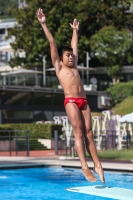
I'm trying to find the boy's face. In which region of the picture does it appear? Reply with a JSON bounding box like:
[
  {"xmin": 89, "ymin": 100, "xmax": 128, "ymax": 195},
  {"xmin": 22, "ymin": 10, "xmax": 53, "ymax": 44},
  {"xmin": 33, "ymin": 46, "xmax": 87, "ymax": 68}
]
[{"xmin": 61, "ymin": 51, "xmax": 74, "ymax": 67}]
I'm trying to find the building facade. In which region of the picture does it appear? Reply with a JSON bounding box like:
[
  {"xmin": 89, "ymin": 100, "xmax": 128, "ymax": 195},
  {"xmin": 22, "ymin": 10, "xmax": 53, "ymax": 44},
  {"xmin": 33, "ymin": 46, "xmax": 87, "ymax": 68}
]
[{"xmin": 0, "ymin": 85, "xmax": 109, "ymax": 124}]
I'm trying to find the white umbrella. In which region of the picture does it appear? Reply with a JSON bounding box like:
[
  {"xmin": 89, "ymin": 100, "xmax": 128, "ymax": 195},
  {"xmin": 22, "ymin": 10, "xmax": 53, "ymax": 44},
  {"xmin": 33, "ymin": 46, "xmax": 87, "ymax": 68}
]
[
  {"xmin": 46, "ymin": 66, "xmax": 95, "ymax": 71},
  {"xmin": 118, "ymin": 113, "xmax": 133, "ymax": 123},
  {"xmin": 0, "ymin": 45, "xmax": 25, "ymax": 54},
  {"xmin": 0, "ymin": 45, "xmax": 14, "ymax": 52},
  {"xmin": 1, "ymin": 69, "xmax": 43, "ymax": 76}
]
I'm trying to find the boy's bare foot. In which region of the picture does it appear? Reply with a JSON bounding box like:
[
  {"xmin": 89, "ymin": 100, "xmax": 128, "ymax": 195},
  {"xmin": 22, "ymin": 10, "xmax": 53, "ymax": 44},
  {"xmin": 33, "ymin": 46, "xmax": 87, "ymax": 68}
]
[
  {"xmin": 82, "ymin": 167, "xmax": 97, "ymax": 182},
  {"xmin": 93, "ymin": 165, "xmax": 105, "ymax": 183}
]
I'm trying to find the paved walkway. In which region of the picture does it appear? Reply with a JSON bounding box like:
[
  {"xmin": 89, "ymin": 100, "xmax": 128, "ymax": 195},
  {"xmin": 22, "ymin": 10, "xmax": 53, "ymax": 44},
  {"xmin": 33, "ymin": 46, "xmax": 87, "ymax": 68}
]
[
  {"xmin": 0, "ymin": 150, "xmax": 59, "ymax": 157},
  {"xmin": 0, "ymin": 154, "xmax": 133, "ymax": 173}
]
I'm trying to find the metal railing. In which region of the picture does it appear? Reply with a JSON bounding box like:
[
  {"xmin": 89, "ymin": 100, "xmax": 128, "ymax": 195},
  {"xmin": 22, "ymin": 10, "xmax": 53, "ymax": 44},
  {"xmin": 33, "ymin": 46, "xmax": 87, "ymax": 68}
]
[
  {"xmin": 0, "ymin": 18, "xmax": 16, "ymax": 23},
  {"xmin": 0, "ymin": 130, "xmax": 30, "ymax": 156},
  {"xmin": 52, "ymin": 132, "xmax": 75, "ymax": 157},
  {"xmin": 1, "ymin": 130, "xmax": 132, "ymax": 157},
  {"xmin": 93, "ymin": 130, "xmax": 133, "ymax": 150},
  {"xmin": 58, "ymin": 131, "xmax": 133, "ymax": 157}
]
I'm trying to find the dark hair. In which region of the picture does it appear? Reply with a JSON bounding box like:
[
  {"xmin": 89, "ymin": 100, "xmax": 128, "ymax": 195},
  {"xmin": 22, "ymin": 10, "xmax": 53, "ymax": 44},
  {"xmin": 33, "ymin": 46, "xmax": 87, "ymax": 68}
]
[{"xmin": 58, "ymin": 45, "xmax": 73, "ymax": 57}]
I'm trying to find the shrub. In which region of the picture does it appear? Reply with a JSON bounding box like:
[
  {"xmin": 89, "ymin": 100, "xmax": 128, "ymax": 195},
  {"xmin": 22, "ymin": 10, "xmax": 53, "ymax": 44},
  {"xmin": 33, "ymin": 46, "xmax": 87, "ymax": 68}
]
[
  {"xmin": 106, "ymin": 81, "xmax": 133, "ymax": 106},
  {"xmin": 0, "ymin": 123, "xmax": 63, "ymax": 139}
]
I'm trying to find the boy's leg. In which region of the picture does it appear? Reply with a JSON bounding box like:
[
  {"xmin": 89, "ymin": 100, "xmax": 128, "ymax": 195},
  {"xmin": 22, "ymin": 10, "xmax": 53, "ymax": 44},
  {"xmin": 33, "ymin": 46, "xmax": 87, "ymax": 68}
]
[
  {"xmin": 65, "ymin": 103, "xmax": 96, "ymax": 182},
  {"xmin": 81, "ymin": 104, "xmax": 105, "ymax": 183}
]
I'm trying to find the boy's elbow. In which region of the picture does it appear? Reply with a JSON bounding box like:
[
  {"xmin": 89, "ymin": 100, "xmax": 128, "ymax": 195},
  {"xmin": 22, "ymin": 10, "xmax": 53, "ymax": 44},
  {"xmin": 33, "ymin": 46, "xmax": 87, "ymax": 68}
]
[{"xmin": 49, "ymin": 39, "xmax": 55, "ymax": 45}]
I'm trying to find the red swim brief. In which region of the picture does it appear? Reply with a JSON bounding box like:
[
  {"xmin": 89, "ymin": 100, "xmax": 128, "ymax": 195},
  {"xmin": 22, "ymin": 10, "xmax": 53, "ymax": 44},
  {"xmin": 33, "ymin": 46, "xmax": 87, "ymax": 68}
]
[{"xmin": 64, "ymin": 97, "xmax": 88, "ymax": 110}]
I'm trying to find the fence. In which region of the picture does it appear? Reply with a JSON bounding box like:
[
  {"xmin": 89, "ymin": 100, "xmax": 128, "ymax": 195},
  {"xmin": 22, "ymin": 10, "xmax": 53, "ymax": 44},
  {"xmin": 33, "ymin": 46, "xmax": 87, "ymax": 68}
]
[
  {"xmin": 93, "ymin": 130, "xmax": 133, "ymax": 150},
  {"xmin": 58, "ymin": 130, "xmax": 133, "ymax": 157},
  {"xmin": 0, "ymin": 130, "xmax": 132, "ymax": 157},
  {"xmin": 56, "ymin": 135, "xmax": 75, "ymax": 157},
  {"xmin": 0, "ymin": 130, "xmax": 30, "ymax": 156}
]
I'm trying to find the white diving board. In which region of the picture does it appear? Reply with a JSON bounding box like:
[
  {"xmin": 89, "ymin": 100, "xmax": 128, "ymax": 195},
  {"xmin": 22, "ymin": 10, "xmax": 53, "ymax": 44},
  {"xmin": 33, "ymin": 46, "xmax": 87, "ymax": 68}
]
[{"xmin": 66, "ymin": 185, "xmax": 133, "ymax": 200}]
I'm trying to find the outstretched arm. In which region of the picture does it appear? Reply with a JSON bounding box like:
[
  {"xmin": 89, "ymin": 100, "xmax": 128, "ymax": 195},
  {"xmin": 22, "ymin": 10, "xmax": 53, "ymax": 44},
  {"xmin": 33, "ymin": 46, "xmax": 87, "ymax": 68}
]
[
  {"xmin": 70, "ymin": 19, "xmax": 79, "ymax": 68},
  {"xmin": 36, "ymin": 8, "xmax": 61, "ymax": 73}
]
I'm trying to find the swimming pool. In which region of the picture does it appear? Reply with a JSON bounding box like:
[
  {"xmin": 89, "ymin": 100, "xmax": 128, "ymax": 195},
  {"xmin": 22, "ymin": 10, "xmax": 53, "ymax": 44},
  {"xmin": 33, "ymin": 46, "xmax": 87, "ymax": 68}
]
[{"xmin": 0, "ymin": 167, "xmax": 133, "ymax": 200}]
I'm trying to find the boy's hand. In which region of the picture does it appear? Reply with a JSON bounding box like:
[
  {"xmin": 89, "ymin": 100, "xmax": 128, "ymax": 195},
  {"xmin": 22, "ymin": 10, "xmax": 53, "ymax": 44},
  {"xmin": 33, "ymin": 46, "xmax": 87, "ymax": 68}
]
[
  {"xmin": 36, "ymin": 8, "xmax": 46, "ymax": 24},
  {"xmin": 70, "ymin": 19, "xmax": 79, "ymax": 31}
]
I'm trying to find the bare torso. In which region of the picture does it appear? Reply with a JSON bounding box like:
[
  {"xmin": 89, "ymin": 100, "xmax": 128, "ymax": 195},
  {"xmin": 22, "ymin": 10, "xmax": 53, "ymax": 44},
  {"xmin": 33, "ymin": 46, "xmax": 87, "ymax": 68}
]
[{"xmin": 57, "ymin": 63, "xmax": 86, "ymax": 98}]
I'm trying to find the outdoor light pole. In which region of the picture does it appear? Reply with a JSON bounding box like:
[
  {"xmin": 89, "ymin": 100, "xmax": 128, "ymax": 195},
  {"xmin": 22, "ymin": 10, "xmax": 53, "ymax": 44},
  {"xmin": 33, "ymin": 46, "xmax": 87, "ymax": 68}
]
[
  {"xmin": 86, "ymin": 52, "xmax": 90, "ymax": 85},
  {"xmin": 0, "ymin": 97, "xmax": 2, "ymax": 124},
  {"xmin": 43, "ymin": 56, "xmax": 46, "ymax": 86}
]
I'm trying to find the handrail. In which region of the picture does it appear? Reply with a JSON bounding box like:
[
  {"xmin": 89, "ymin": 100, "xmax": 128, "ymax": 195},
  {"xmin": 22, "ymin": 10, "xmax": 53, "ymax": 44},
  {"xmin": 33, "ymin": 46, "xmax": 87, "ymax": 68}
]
[{"xmin": 0, "ymin": 18, "xmax": 16, "ymax": 23}]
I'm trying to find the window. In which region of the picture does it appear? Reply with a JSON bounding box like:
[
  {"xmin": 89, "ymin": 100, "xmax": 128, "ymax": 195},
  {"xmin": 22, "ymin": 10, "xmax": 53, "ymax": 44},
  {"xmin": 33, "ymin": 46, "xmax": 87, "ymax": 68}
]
[
  {"xmin": 0, "ymin": 29, "xmax": 5, "ymax": 34},
  {"xmin": 2, "ymin": 110, "xmax": 33, "ymax": 119},
  {"xmin": 34, "ymin": 93, "xmax": 53, "ymax": 106},
  {"xmin": 2, "ymin": 91, "xmax": 32, "ymax": 105}
]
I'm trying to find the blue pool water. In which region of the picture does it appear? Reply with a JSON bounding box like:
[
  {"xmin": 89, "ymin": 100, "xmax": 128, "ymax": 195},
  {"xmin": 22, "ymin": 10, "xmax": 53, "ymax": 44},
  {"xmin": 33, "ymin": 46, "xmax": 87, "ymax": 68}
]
[{"xmin": 0, "ymin": 167, "xmax": 133, "ymax": 200}]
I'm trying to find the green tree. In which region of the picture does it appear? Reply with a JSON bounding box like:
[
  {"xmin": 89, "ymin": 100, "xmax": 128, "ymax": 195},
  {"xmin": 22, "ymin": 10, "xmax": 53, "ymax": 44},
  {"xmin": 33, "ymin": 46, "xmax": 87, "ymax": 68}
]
[
  {"xmin": 90, "ymin": 26, "xmax": 133, "ymax": 83},
  {"xmin": 7, "ymin": 0, "xmax": 133, "ymax": 69},
  {"xmin": 0, "ymin": 0, "xmax": 17, "ymax": 18}
]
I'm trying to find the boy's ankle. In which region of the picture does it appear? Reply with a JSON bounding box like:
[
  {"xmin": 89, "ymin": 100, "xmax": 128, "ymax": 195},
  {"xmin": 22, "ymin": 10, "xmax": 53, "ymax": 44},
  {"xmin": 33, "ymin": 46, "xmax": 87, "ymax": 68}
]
[
  {"xmin": 82, "ymin": 164, "xmax": 88, "ymax": 170},
  {"xmin": 94, "ymin": 163, "xmax": 102, "ymax": 168}
]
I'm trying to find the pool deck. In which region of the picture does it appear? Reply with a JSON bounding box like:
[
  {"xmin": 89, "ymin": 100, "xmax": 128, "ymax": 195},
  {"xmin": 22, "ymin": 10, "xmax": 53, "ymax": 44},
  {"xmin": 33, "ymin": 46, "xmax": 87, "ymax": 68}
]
[{"xmin": 0, "ymin": 155, "xmax": 133, "ymax": 173}]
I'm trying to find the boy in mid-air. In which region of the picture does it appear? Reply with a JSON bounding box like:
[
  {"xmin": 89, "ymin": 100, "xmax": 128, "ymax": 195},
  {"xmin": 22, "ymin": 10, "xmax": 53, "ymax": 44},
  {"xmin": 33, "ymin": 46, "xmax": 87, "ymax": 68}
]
[{"xmin": 36, "ymin": 8, "xmax": 105, "ymax": 183}]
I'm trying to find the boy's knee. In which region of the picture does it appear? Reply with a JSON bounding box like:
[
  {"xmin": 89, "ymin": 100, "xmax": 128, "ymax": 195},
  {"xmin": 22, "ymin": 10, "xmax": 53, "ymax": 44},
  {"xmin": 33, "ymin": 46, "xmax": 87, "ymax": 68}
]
[
  {"xmin": 86, "ymin": 129, "xmax": 93, "ymax": 138},
  {"xmin": 73, "ymin": 127, "xmax": 83, "ymax": 138}
]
